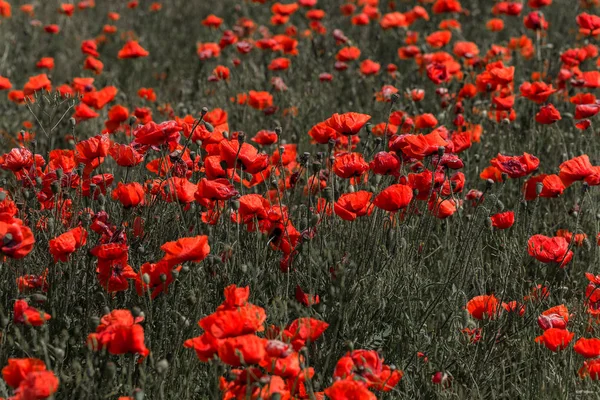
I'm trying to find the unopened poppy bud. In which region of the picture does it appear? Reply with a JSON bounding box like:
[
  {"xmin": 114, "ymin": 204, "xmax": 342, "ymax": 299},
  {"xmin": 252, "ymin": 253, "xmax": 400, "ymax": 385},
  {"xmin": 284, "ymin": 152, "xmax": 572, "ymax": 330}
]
[
  {"xmin": 156, "ymin": 359, "xmax": 169, "ymax": 374},
  {"xmin": 0, "ymin": 317, "xmax": 8, "ymax": 329},
  {"xmin": 323, "ymin": 186, "xmax": 334, "ymax": 201},
  {"xmin": 497, "ymin": 200, "xmax": 504, "ymax": 211},
  {"xmin": 50, "ymin": 181, "xmax": 60, "ymax": 194},
  {"xmin": 271, "ymin": 394, "xmax": 281, "ymax": 400},
  {"xmin": 70, "ymin": 117, "xmax": 76, "ymax": 126},
  {"xmin": 97, "ymin": 194, "xmax": 105, "ymax": 205},
  {"xmin": 55, "ymin": 348, "xmax": 65, "ymax": 360},
  {"xmin": 35, "ymin": 176, "xmax": 43, "ymax": 185},
  {"xmin": 181, "ymin": 265, "xmax": 190, "ymax": 273},
  {"xmin": 56, "ymin": 168, "xmax": 63, "ymax": 179},
  {"xmin": 223, "ymin": 131, "xmax": 229, "ymax": 139},
  {"xmin": 203, "ymin": 121, "xmax": 214, "ymax": 132},
  {"xmin": 171, "ymin": 269, "xmax": 179, "ymax": 279},
  {"xmin": 328, "ymin": 139, "xmax": 336, "ymax": 150},
  {"xmin": 365, "ymin": 122, "xmax": 373, "ymax": 134},
  {"xmin": 270, "ymin": 179, "xmax": 278, "ymax": 188},
  {"xmin": 0, "ymin": 192, "xmax": 6, "ymax": 202},
  {"xmin": 348, "ymin": 185, "xmax": 355, "ymax": 193},
  {"xmin": 142, "ymin": 273, "xmax": 151, "ymax": 285},
  {"xmin": 159, "ymin": 273, "xmax": 167, "ymax": 283},
  {"xmin": 201, "ymin": 107, "xmax": 208, "ymax": 116},
  {"xmin": 238, "ymin": 131, "xmax": 246, "ymax": 143},
  {"xmin": 536, "ymin": 182, "xmax": 544, "ymax": 195},
  {"xmin": 486, "ymin": 179, "xmax": 494, "ymax": 189},
  {"xmin": 189, "ymin": 151, "xmax": 196, "ymax": 162},
  {"xmin": 133, "ymin": 389, "xmax": 144, "ymax": 400},
  {"xmin": 23, "ymin": 189, "xmax": 32, "ymax": 200},
  {"xmin": 274, "ymin": 126, "xmax": 282, "ymax": 136},
  {"xmin": 104, "ymin": 362, "xmax": 117, "ymax": 378},
  {"xmin": 31, "ymin": 294, "xmax": 47, "ymax": 303},
  {"xmin": 582, "ymin": 182, "xmax": 590, "ymax": 194}
]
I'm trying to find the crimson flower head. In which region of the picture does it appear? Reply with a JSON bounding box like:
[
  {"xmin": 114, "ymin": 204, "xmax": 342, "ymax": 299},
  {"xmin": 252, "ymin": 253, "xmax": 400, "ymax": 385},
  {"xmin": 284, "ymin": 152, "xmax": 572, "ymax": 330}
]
[
  {"xmin": 373, "ymin": 184, "xmax": 413, "ymax": 212},
  {"xmin": 466, "ymin": 294, "xmax": 500, "ymax": 320},
  {"xmin": 159, "ymin": 235, "xmax": 210, "ymax": 266},
  {"xmin": 490, "ymin": 152, "xmax": 539, "ymax": 179},
  {"xmin": 535, "ymin": 328, "xmax": 574, "ymax": 352},
  {"xmin": 13, "ymin": 299, "xmax": 51, "ymax": 326},
  {"xmin": 87, "ymin": 309, "xmax": 149, "ymax": 358},
  {"xmin": 334, "ymin": 191, "xmax": 374, "ymax": 221},
  {"xmin": 490, "ymin": 211, "xmax": 515, "ymax": 230},
  {"xmin": 535, "ymin": 104, "xmax": 561, "ymax": 124},
  {"xmin": 332, "ymin": 152, "xmax": 369, "ymax": 179},
  {"xmin": 527, "ymin": 234, "xmax": 573, "ymax": 268},
  {"xmin": 132, "ymin": 120, "xmax": 182, "ymax": 150},
  {"xmin": 49, "ymin": 226, "xmax": 87, "ymax": 262},
  {"xmin": 118, "ymin": 40, "xmax": 149, "ymax": 59}
]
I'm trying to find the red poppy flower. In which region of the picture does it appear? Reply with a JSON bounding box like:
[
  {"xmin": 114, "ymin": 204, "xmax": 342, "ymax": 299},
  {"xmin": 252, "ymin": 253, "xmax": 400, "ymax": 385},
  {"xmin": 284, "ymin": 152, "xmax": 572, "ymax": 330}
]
[
  {"xmin": 2, "ymin": 358, "xmax": 48, "ymax": 389},
  {"xmin": 13, "ymin": 299, "xmax": 51, "ymax": 326},
  {"xmin": 396, "ymin": 129, "xmax": 449, "ymax": 159},
  {"xmin": 282, "ymin": 317, "xmax": 329, "ymax": 351},
  {"xmin": 160, "ymin": 235, "xmax": 210, "ymax": 266},
  {"xmin": 334, "ymin": 191, "xmax": 373, "ymax": 221},
  {"xmin": 535, "ymin": 328, "xmax": 574, "ymax": 352},
  {"xmin": 111, "ymin": 182, "xmax": 145, "ymax": 208},
  {"xmin": 333, "ymin": 152, "xmax": 369, "ymax": 179},
  {"xmin": 523, "ymin": 174, "xmax": 565, "ymax": 201},
  {"xmin": 135, "ymin": 260, "xmax": 181, "ymax": 299},
  {"xmin": 336, "ymin": 46, "xmax": 361, "ymax": 62},
  {"xmin": 87, "ymin": 309, "xmax": 149, "ymax": 357},
  {"xmin": 466, "ymin": 294, "xmax": 500, "ymax": 320},
  {"xmin": 369, "ymin": 151, "xmax": 401, "ymax": 176},
  {"xmin": 219, "ymin": 140, "xmax": 269, "ymax": 174},
  {"xmin": 23, "ymin": 74, "xmax": 51, "ymax": 96},
  {"xmin": 118, "ymin": 40, "xmax": 149, "ymax": 58},
  {"xmin": 49, "ymin": 226, "xmax": 87, "ymax": 262},
  {"xmin": 527, "ymin": 234, "xmax": 573, "ymax": 267},
  {"xmin": 325, "ymin": 380, "xmax": 376, "ymax": 400},
  {"xmin": 195, "ymin": 178, "xmax": 239, "ymax": 201},
  {"xmin": 0, "ymin": 215, "xmax": 35, "ymax": 259},
  {"xmin": 580, "ymin": 359, "xmax": 600, "ymax": 380},
  {"xmin": 490, "ymin": 153, "xmax": 539, "ymax": 179},
  {"xmin": 577, "ymin": 13, "xmax": 600, "ymax": 36},
  {"xmin": 373, "ymin": 184, "xmax": 413, "ymax": 212},
  {"xmin": 252, "ymin": 130, "xmax": 278, "ymax": 146},
  {"xmin": 537, "ymin": 305, "xmax": 569, "ymax": 330},
  {"xmin": 490, "ymin": 211, "xmax": 515, "ymax": 229},
  {"xmin": 535, "ymin": 104, "xmax": 561, "ymax": 124},
  {"xmin": 574, "ymin": 338, "xmax": 600, "ymax": 358},
  {"xmin": 247, "ymin": 91, "xmax": 273, "ymax": 110},
  {"xmin": 559, "ymin": 155, "xmax": 595, "ymax": 187},
  {"xmin": 132, "ymin": 120, "xmax": 181, "ymax": 150},
  {"xmin": 519, "ymin": 81, "xmax": 557, "ymax": 104},
  {"xmin": 218, "ymin": 334, "xmax": 267, "ymax": 367},
  {"xmin": 92, "ymin": 243, "xmax": 137, "ymax": 293},
  {"xmin": 109, "ymin": 143, "xmax": 143, "ymax": 167}
]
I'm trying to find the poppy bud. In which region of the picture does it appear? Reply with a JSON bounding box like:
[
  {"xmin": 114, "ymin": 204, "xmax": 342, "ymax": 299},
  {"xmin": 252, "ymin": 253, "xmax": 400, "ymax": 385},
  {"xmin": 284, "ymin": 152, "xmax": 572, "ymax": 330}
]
[
  {"xmin": 536, "ymin": 182, "xmax": 544, "ymax": 195},
  {"xmin": 323, "ymin": 187, "xmax": 334, "ymax": 201},
  {"xmin": 486, "ymin": 179, "xmax": 494, "ymax": 189},
  {"xmin": 156, "ymin": 359, "xmax": 169, "ymax": 374},
  {"xmin": 0, "ymin": 317, "xmax": 8, "ymax": 329},
  {"xmin": 238, "ymin": 131, "xmax": 246, "ymax": 143},
  {"xmin": 159, "ymin": 273, "xmax": 167, "ymax": 282},
  {"xmin": 31, "ymin": 294, "xmax": 47, "ymax": 303},
  {"xmin": 365, "ymin": 122, "xmax": 373, "ymax": 134},
  {"xmin": 390, "ymin": 93, "xmax": 400, "ymax": 103},
  {"xmin": 142, "ymin": 273, "xmax": 151, "ymax": 284},
  {"xmin": 582, "ymin": 182, "xmax": 590, "ymax": 194},
  {"xmin": 133, "ymin": 389, "xmax": 144, "ymax": 400},
  {"xmin": 104, "ymin": 362, "xmax": 117, "ymax": 379},
  {"xmin": 275, "ymin": 126, "xmax": 282, "ymax": 136},
  {"xmin": 23, "ymin": 189, "xmax": 32, "ymax": 200},
  {"xmin": 201, "ymin": 107, "xmax": 208, "ymax": 116},
  {"xmin": 55, "ymin": 348, "xmax": 65, "ymax": 360},
  {"xmin": 70, "ymin": 117, "xmax": 76, "ymax": 126},
  {"xmin": 437, "ymin": 146, "xmax": 445, "ymax": 156},
  {"xmin": 0, "ymin": 191, "xmax": 5, "ymax": 201},
  {"xmin": 171, "ymin": 269, "xmax": 179, "ymax": 279},
  {"xmin": 203, "ymin": 121, "xmax": 214, "ymax": 132},
  {"xmin": 97, "ymin": 194, "xmax": 105, "ymax": 206},
  {"xmin": 50, "ymin": 181, "xmax": 60, "ymax": 194},
  {"xmin": 223, "ymin": 131, "xmax": 229, "ymax": 139}
]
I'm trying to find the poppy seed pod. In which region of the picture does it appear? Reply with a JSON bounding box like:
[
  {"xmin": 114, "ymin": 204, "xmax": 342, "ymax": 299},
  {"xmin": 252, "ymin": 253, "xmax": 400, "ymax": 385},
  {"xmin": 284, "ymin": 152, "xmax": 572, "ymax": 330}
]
[
  {"xmin": 275, "ymin": 126, "xmax": 282, "ymax": 136},
  {"xmin": 201, "ymin": 107, "xmax": 208, "ymax": 116},
  {"xmin": 238, "ymin": 131, "xmax": 246, "ymax": 143},
  {"xmin": 536, "ymin": 182, "xmax": 544, "ymax": 195}
]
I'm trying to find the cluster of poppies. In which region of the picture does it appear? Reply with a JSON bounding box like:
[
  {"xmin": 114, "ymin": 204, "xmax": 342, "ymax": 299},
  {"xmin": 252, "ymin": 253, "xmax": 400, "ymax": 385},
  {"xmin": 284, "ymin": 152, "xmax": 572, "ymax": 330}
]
[{"xmin": 184, "ymin": 285, "xmax": 401, "ymax": 399}]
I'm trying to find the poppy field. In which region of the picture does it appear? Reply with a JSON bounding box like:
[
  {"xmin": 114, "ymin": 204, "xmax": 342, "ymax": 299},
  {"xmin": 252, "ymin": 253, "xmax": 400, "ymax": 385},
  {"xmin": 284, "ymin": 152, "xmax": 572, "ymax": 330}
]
[{"xmin": 1, "ymin": 0, "xmax": 600, "ymax": 398}]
